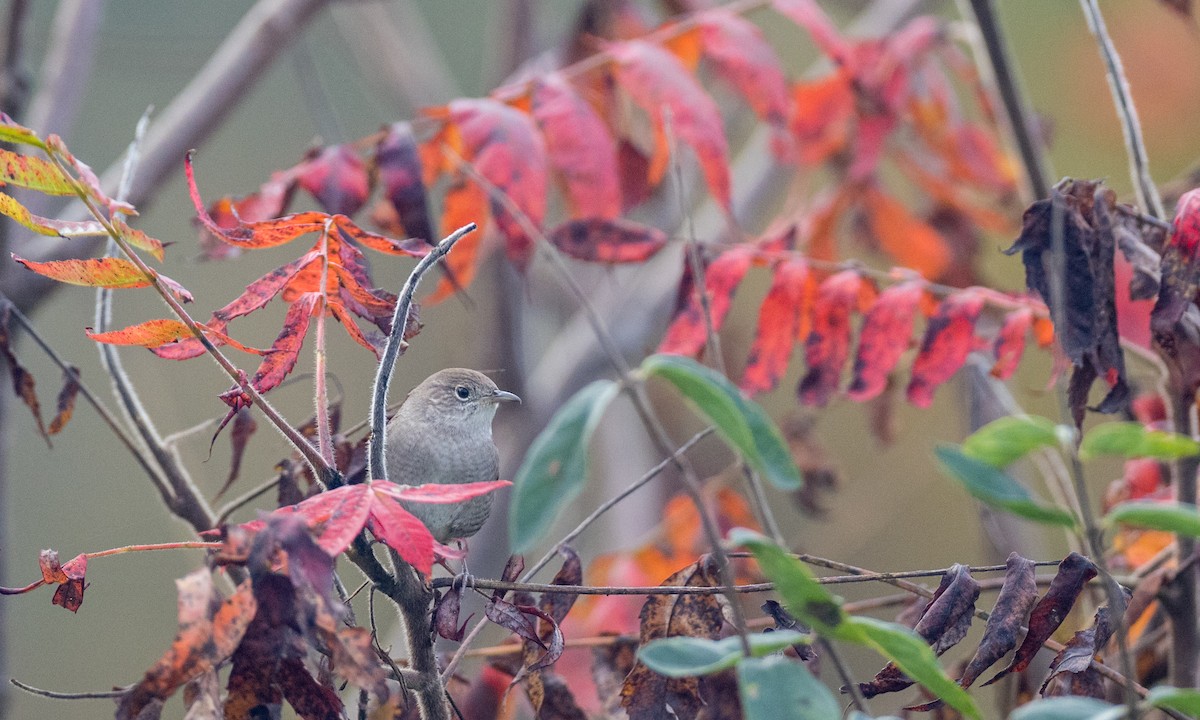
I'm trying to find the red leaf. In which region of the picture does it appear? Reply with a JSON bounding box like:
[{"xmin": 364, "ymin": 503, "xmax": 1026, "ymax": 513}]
[
  {"xmin": 448, "ymin": 98, "xmax": 548, "ymax": 270},
  {"xmin": 906, "ymin": 289, "xmax": 985, "ymax": 408},
  {"xmin": 45, "ymin": 136, "xmax": 134, "ymax": 216},
  {"xmin": 245, "ymin": 292, "xmax": 319, "ymax": 396},
  {"xmin": 367, "ymin": 489, "xmax": 436, "ymax": 576},
  {"xmin": 861, "ymin": 187, "xmax": 951, "ymax": 280},
  {"xmin": 658, "ymin": 247, "xmax": 755, "ymax": 357},
  {"xmin": 338, "ymin": 216, "xmax": 429, "ymax": 257},
  {"xmin": 531, "ymin": 73, "xmax": 621, "ymax": 219},
  {"xmin": 379, "ymin": 480, "xmax": 512, "ymax": 504},
  {"xmin": 798, "ymin": 270, "xmax": 869, "ymax": 407},
  {"xmin": 296, "ymin": 144, "xmax": 370, "ymax": 217},
  {"xmin": 991, "ymin": 307, "xmax": 1034, "ymax": 380},
  {"xmin": 694, "ymin": 9, "xmax": 790, "ymax": 154},
  {"xmin": 741, "ymin": 258, "xmax": 811, "ymax": 394},
  {"xmin": 848, "ymin": 281, "xmax": 927, "ymax": 401},
  {"xmin": 85, "ymin": 319, "xmax": 192, "ymax": 348},
  {"xmin": 427, "ymin": 176, "xmax": 489, "ymax": 303},
  {"xmin": 548, "ymin": 218, "xmax": 667, "ymax": 263},
  {"xmin": 12, "ymin": 255, "xmax": 150, "ymax": 289},
  {"xmin": 375, "ymin": 122, "xmax": 433, "ymax": 242},
  {"xmin": 789, "ymin": 73, "xmax": 854, "ymax": 165},
  {"xmin": 610, "ymin": 40, "xmax": 731, "ymax": 212},
  {"xmin": 51, "ymin": 554, "xmax": 87, "ymax": 612}
]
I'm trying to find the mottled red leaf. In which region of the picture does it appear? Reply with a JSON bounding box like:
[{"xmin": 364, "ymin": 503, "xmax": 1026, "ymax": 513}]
[
  {"xmin": 113, "ymin": 217, "xmax": 166, "ymax": 262},
  {"xmin": 906, "ymin": 289, "xmax": 985, "ymax": 408},
  {"xmin": 862, "ymin": 187, "xmax": 951, "ymax": 280},
  {"xmin": 337, "ymin": 216, "xmax": 429, "ymax": 257},
  {"xmin": 85, "ymin": 318, "xmax": 193, "ymax": 348},
  {"xmin": 848, "ymin": 281, "xmax": 927, "ymax": 401},
  {"xmin": 47, "ymin": 366, "xmax": 80, "ymax": 435},
  {"xmin": 610, "ymin": 40, "xmax": 731, "ymax": 212},
  {"xmin": 241, "ymin": 292, "xmax": 319, "ymax": 397},
  {"xmin": 799, "ymin": 269, "xmax": 869, "ymax": 407},
  {"xmin": 375, "ymin": 122, "xmax": 433, "ymax": 242},
  {"xmin": 984, "ymin": 552, "xmax": 1097, "ymax": 685},
  {"xmin": 991, "ymin": 307, "xmax": 1034, "ymax": 380},
  {"xmin": 12, "ymin": 255, "xmax": 148, "ymax": 289},
  {"xmin": 531, "ymin": 73, "xmax": 621, "ymax": 219},
  {"xmin": 548, "ymin": 218, "xmax": 667, "ymax": 263},
  {"xmin": 741, "ymin": 258, "xmax": 811, "ymax": 394},
  {"xmin": 296, "ymin": 144, "xmax": 370, "ymax": 216},
  {"xmin": 658, "ymin": 246, "xmax": 755, "ymax": 357}
]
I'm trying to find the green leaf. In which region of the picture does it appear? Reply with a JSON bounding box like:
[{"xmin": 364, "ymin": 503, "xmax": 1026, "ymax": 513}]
[
  {"xmin": 737, "ymin": 657, "xmax": 841, "ymax": 720},
  {"xmin": 642, "ymin": 354, "xmax": 801, "ymax": 490},
  {"xmin": 638, "ymin": 631, "xmax": 809, "ymax": 678},
  {"xmin": 846, "ymin": 616, "xmax": 981, "ymax": 720},
  {"xmin": 509, "ymin": 380, "xmax": 618, "ymax": 552},
  {"xmin": 936, "ymin": 445, "xmax": 1076, "ymax": 528},
  {"xmin": 960, "ymin": 415, "xmax": 1061, "ymax": 467},
  {"xmin": 0, "ymin": 115, "xmax": 47, "ymax": 149},
  {"xmin": 1147, "ymin": 685, "xmax": 1200, "ymax": 714},
  {"xmin": 728, "ymin": 528, "xmax": 851, "ymax": 639},
  {"xmin": 1104, "ymin": 501, "xmax": 1200, "ymax": 537},
  {"xmin": 1079, "ymin": 422, "xmax": 1200, "ymax": 461},
  {"xmin": 1009, "ymin": 697, "xmax": 1122, "ymax": 720}
]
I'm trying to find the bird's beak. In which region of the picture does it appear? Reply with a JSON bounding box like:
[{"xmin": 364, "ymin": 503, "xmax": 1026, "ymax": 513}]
[{"xmin": 489, "ymin": 389, "xmax": 521, "ymax": 404}]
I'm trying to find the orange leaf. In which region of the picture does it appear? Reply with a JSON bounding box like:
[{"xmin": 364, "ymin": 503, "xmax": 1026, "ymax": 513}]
[
  {"xmin": 862, "ymin": 187, "xmax": 951, "ymax": 281},
  {"xmin": 799, "ymin": 269, "xmax": 866, "ymax": 407},
  {"xmin": 906, "ymin": 289, "xmax": 985, "ymax": 407},
  {"xmin": 789, "ymin": 72, "xmax": 854, "ymax": 165},
  {"xmin": 741, "ymin": 258, "xmax": 811, "ymax": 394},
  {"xmin": 531, "ymin": 73, "xmax": 622, "ymax": 220},
  {"xmin": 548, "ymin": 218, "xmax": 667, "ymax": 263},
  {"xmin": 86, "ymin": 319, "xmax": 192, "ymax": 348},
  {"xmin": 12, "ymin": 255, "xmax": 150, "ymax": 289},
  {"xmin": 658, "ymin": 246, "xmax": 755, "ymax": 357},
  {"xmin": 427, "ymin": 176, "xmax": 489, "ymax": 303},
  {"xmin": 245, "ymin": 292, "xmax": 320, "ymax": 396},
  {"xmin": 610, "ymin": 40, "xmax": 731, "ymax": 212},
  {"xmin": 990, "ymin": 307, "xmax": 1033, "ymax": 380},
  {"xmin": 848, "ymin": 281, "xmax": 927, "ymax": 401},
  {"xmin": 47, "ymin": 366, "xmax": 80, "ymax": 435}
]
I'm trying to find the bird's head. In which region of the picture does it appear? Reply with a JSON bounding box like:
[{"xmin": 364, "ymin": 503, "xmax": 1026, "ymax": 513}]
[{"xmin": 403, "ymin": 368, "xmax": 520, "ymax": 431}]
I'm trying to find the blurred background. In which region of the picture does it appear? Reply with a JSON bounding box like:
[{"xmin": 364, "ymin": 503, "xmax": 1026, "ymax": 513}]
[{"xmin": 2, "ymin": 0, "xmax": 1200, "ymax": 717}]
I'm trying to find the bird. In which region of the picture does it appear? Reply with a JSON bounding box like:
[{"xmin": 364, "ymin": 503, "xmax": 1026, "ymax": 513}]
[{"xmin": 385, "ymin": 368, "xmax": 520, "ymax": 545}]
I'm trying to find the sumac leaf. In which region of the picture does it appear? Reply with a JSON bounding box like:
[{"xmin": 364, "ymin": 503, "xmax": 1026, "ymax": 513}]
[
  {"xmin": 799, "ymin": 269, "xmax": 868, "ymax": 407},
  {"xmin": 741, "ymin": 258, "xmax": 812, "ymax": 395},
  {"xmin": 906, "ymin": 289, "xmax": 985, "ymax": 408},
  {"xmin": 548, "ymin": 218, "xmax": 667, "ymax": 263},
  {"xmin": 531, "ymin": 73, "xmax": 621, "ymax": 219},
  {"xmin": 847, "ymin": 280, "xmax": 925, "ymax": 401},
  {"xmin": 659, "ymin": 246, "xmax": 755, "ymax": 357},
  {"xmin": 991, "ymin": 307, "xmax": 1034, "ymax": 380},
  {"xmin": 375, "ymin": 121, "xmax": 432, "ymax": 242}
]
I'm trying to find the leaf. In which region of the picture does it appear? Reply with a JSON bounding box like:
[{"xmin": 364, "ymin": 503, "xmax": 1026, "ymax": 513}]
[
  {"xmin": 846, "ymin": 616, "xmax": 981, "ymax": 720},
  {"xmin": 906, "ymin": 289, "xmax": 985, "ymax": 408},
  {"xmin": 862, "ymin": 187, "xmax": 951, "ymax": 280},
  {"xmin": 1040, "ymin": 604, "xmax": 1116, "ymax": 695},
  {"xmin": 531, "ymin": 73, "xmax": 621, "ymax": 219},
  {"xmin": 960, "ymin": 415, "xmax": 1062, "ymax": 468},
  {"xmin": 1079, "ymin": 421, "xmax": 1200, "ymax": 461},
  {"xmin": 643, "ymin": 354, "xmax": 802, "ymax": 490},
  {"xmin": 1009, "ymin": 697, "xmax": 1121, "ymax": 720},
  {"xmin": 426, "ymin": 175, "xmax": 488, "ymax": 303},
  {"xmin": 610, "ymin": 39, "xmax": 731, "ymax": 211},
  {"xmin": 742, "ymin": 258, "xmax": 812, "ymax": 395},
  {"xmin": 0, "ymin": 191, "xmax": 73, "ymax": 236},
  {"xmin": 217, "ymin": 408, "xmax": 257, "ymax": 499},
  {"xmin": 847, "ymin": 280, "xmax": 926, "ymax": 401},
  {"xmin": 509, "ymin": 379, "xmax": 619, "ymax": 552},
  {"xmin": 0, "ymin": 113, "xmax": 47, "ymax": 149},
  {"xmin": 788, "ymin": 72, "xmax": 854, "ymax": 165},
  {"xmin": 1104, "ymin": 501, "xmax": 1200, "ymax": 537},
  {"xmin": 659, "ymin": 246, "xmax": 755, "ymax": 357},
  {"xmin": 738, "ymin": 657, "xmax": 840, "ymax": 720},
  {"xmin": 984, "ymin": 552, "xmax": 1098, "ymax": 685},
  {"xmin": 47, "ymin": 366, "xmax": 80, "ymax": 435},
  {"xmin": 958, "ymin": 552, "xmax": 1038, "ymax": 689},
  {"xmin": 85, "ymin": 319, "xmax": 193, "ymax": 348},
  {"xmin": 539, "ymin": 545, "xmax": 583, "ymax": 630},
  {"xmin": 12, "ymin": 255, "xmax": 150, "ymax": 289},
  {"xmin": 549, "ymin": 218, "xmax": 667, "ymax": 263},
  {"xmin": 1147, "ymin": 686, "xmax": 1200, "ymax": 714},
  {"xmin": 0, "ymin": 298, "xmax": 49, "ymax": 444},
  {"xmin": 374, "ymin": 122, "xmax": 433, "ymax": 242},
  {"xmin": 620, "ymin": 556, "xmax": 725, "ymax": 720},
  {"xmin": 991, "ymin": 307, "xmax": 1034, "ymax": 379},
  {"xmin": 295, "ymin": 143, "xmax": 370, "ymax": 216},
  {"xmin": 0, "ymin": 147, "xmax": 75, "ymax": 195},
  {"xmin": 729, "ymin": 529, "xmax": 849, "ymax": 638},
  {"xmin": 46, "ymin": 135, "xmax": 135, "ymax": 216},
  {"xmin": 435, "ymin": 584, "xmax": 468, "ymax": 641},
  {"xmin": 638, "ymin": 631, "xmax": 809, "ymax": 678},
  {"xmin": 936, "ymin": 445, "xmax": 1076, "ymax": 527},
  {"xmin": 799, "ymin": 269, "xmax": 868, "ymax": 407}
]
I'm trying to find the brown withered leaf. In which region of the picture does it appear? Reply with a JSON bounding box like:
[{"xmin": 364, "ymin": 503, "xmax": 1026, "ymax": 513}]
[
  {"xmin": 959, "ymin": 553, "xmax": 1038, "ymax": 689},
  {"xmin": 540, "ymin": 545, "xmax": 583, "ymax": 632},
  {"xmin": 46, "ymin": 366, "xmax": 80, "ymax": 435},
  {"xmin": 0, "ymin": 297, "xmax": 49, "ymax": 445},
  {"xmin": 984, "ymin": 552, "xmax": 1097, "ymax": 686},
  {"xmin": 435, "ymin": 584, "xmax": 469, "ymax": 642},
  {"xmin": 536, "ymin": 672, "xmax": 587, "ymax": 720},
  {"xmin": 761, "ymin": 600, "xmax": 816, "ymax": 661},
  {"xmin": 593, "ymin": 635, "xmax": 639, "ymax": 720},
  {"xmin": 182, "ymin": 670, "xmax": 222, "ymax": 720},
  {"xmin": 698, "ymin": 668, "xmax": 743, "ymax": 720},
  {"xmin": 35, "ymin": 549, "xmax": 89, "ymax": 612},
  {"xmin": 857, "ymin": 564, "xmax": 979, "ymax": 698},
  {"xmin": 216, "ymin": 407, "xmax": 257, "ymax": 499},
  {"xmin": 1039, "ymin": 602, "xmax": 1119, "ymax": 696},
  {"xmin": 621, "ymin": 555, "xmax": 725, "ymax": 720},
  {"xmin": 117, "ymin": 570, "xmax": 257, "ymax": 720},
  {"xmin": 1004, "ymin": 179, "xmax": 1129, "ymax": 426}
]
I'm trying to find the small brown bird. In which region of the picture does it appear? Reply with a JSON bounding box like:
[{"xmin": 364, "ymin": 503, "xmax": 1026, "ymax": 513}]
[{"xmin": 385, "ymin": 368, "xmax": 520, "ymax": 544}]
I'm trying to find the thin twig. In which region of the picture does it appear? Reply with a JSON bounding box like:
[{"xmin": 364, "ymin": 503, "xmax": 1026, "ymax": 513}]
[
  {"xmin": 1080, "ymin": 0, "xmax": 1166, "ymax": 220},
  {"xmin": 9, "ymin": 678, "xmax": 124, "ymax": 700},
  {"xmin": 215, "ymin": 474, "xmax": 282, "ymax": 525},
  {"xmin": 365, "ymin": 224, "xmax": 475, "ymax": 485}
]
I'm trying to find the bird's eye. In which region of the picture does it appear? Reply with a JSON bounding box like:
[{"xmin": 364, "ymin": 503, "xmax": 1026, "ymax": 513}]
[{"xmin": 455, "ymin": 385, "xmax": 470, "ymax": 400}]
